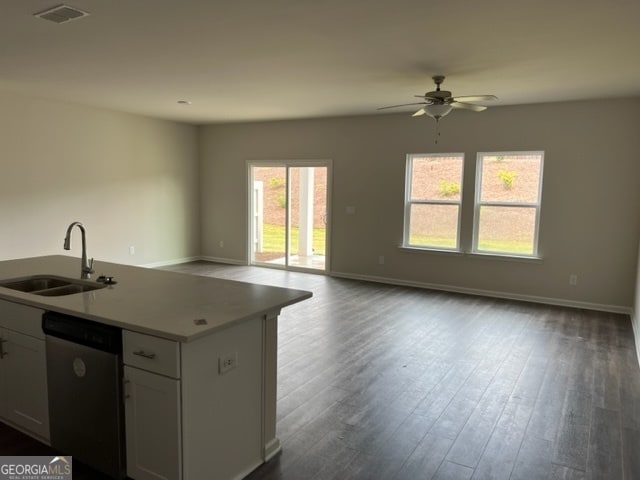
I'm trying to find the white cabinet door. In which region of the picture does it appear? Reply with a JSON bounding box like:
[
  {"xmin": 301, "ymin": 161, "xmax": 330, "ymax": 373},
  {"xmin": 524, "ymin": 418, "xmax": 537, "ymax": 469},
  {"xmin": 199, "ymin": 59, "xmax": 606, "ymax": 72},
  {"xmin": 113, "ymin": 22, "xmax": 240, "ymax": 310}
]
[
  {"xmin": 0, "ymin": 300, "xmax": 49, "ymax": 442},
  {"xmin": 124, "ymin": 365, "xmax": 182, "ymax": 480},
  {"xmin": 3, "ymin": 330, "xmax": 49, "ymax": 440}
]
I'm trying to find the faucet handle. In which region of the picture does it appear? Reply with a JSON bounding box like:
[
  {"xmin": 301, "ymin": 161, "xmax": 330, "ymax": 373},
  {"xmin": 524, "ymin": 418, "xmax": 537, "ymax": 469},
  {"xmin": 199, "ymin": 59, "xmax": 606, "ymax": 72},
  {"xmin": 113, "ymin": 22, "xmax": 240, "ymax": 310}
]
[{"xmin": 88, "ymin": 257, "xmax": 95, "ymax": 273}]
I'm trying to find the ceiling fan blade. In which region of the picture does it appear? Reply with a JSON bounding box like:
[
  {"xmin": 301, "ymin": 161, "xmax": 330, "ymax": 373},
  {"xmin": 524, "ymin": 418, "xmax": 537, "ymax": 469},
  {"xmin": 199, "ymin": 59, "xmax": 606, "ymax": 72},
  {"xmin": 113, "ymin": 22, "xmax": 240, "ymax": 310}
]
[
  {"xmin": 377, "ymin": 102, "xmax": 427, "ymax": 111},
  {"xmin": 412, "ymin": 108, "xmax": 426, "ymax": 117},
  {"xmin": 450, "ymin": 102, "xmax": 487, "ymax": 112},
  {"xmin": 452, "ymin": 95, "xmax": 497, "ymax": 102}
]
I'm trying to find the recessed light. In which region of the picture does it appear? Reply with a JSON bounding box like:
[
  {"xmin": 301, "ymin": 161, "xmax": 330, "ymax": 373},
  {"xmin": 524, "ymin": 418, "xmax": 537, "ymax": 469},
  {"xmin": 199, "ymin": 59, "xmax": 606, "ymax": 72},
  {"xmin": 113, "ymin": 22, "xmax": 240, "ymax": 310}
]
[{"xmin": 177, "ymin": 100, "xmax": 192, "ymax": 105}]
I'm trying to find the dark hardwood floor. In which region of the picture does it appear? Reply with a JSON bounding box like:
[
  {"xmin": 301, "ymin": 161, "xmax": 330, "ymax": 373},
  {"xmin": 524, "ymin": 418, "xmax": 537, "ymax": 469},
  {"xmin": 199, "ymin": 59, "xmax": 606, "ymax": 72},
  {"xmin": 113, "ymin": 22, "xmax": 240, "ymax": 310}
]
[
  {"xmin": 0, "ymin": 422, "xmax": 113, "ymax": 480},
  {"xmin": 163, "ymin": 262, "xmax": 640, "ymax": 480},
  {"xmin": 2, "ymin": 261, "xmax": 639, "ymax": 479}
]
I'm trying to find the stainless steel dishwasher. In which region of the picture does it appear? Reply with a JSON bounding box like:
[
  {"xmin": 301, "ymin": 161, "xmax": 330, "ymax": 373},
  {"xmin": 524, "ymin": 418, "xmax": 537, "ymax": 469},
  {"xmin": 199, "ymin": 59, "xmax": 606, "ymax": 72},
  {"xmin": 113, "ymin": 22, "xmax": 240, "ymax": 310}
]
[{"xmin": 43, "ymin": 311, "xmax": 126, "ymax": 479}]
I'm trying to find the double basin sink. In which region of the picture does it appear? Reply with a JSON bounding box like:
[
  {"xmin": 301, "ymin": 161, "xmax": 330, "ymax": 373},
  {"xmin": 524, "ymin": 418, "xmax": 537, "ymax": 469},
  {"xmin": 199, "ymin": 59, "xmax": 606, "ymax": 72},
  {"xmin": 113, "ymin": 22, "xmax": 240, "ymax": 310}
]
[{"xmin": 0, "ymin": 275, "xmax": 107, "ymax": 297}]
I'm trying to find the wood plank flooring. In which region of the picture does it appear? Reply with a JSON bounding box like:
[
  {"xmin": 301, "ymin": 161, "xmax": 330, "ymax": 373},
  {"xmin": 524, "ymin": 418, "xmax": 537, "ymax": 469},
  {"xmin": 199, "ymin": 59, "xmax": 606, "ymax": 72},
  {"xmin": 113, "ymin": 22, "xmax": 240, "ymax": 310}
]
[
  {"xmin": 0, "ymin": 421, "xmax": 112, "ymax": 480},
  {"xmin": 1, "ymin": 261, "xmax": 639, "ymax": 480},
  {"xmin": 162, "ymin": 262, "xmax": 640, "ymax": 480}
]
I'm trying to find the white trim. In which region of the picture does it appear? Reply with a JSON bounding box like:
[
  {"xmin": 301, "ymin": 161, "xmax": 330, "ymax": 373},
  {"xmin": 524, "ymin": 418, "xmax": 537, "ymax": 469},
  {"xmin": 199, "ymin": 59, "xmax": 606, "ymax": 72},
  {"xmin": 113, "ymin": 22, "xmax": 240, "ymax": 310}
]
[
  {"xmin": 404, "ymin": 153, "xmax": 464, "ymax": 250},
  {"xmin": 199, "ymin": 256, "xmax": 246, "ymax": 266},
  {"xmin": 633, "ymin": 240, "xmax": 640, "ymax": 367},
  {"xmin": 141, "ymin": 256, "xmax": 247, "ymax": 268},
  {"xmin": 631, "ymin": 309, "xmax": 640, "ymax": 368},
  {"xmin": 465, "ymin": 251, "xmax": 543, "ymax": 264},
  {"xmin": 473, "ymin": 151, "xmax": 545, "ymax": 256},
  {"xmin": 139, "ymin": 256, "xmax": 201, "ymax": 268},
  {"xmin": 399, "ymin": 246, "xmax": 464, "ymax": 256},
  {"xmin": 263, "ymin": 438, "xmax": 282, "ymax": 462},
  {"xmin": 330, "ymin": 270, "xmax": 632, "ymax": 315},
  {"xmin": 247, "ymin": 160, "xmax": 332, "ymax": 273},
  {"xmin": 397, "ymin": 247, "xmax": 542, "ymax": 263}
]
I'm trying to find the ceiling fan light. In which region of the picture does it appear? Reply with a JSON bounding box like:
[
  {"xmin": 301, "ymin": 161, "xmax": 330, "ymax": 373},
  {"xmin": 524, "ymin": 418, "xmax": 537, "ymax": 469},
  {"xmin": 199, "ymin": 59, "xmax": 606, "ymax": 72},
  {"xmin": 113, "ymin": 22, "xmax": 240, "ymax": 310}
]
[{"xmin": 424, "ymin": 104, "xmax": 453, "ymax": 120}]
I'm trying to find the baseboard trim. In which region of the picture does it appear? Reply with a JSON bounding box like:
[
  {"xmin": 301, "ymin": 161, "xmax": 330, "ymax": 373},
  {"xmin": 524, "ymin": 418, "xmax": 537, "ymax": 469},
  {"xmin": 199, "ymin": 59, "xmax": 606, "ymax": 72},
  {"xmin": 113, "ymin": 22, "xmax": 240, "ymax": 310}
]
[
  {"xmin": 139, "ymin": 256, "xmax": 201, "ymax": 268},
  {"xmin": 263, "ymin": 437, "xmax": 282, "ymax": 462},
  {"xmin": 139, "ymin": 260, "xmax": 632, "ymax": 315},
  {"xmin": 141, "ymin": 256, "xmax": 247, "ymax": 268},
  {"xmin": 330, "ymin": 271, "xmax": 632, "ymax": 315},
  {"xmin": 200, "ymin": 256, "xmax": 247, "ymax": 266}
]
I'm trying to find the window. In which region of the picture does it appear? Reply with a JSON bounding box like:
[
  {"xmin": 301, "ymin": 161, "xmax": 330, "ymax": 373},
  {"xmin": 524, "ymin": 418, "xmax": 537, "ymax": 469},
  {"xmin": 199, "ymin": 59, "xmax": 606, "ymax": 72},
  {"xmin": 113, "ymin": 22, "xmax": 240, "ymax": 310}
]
[
  {"xmin": 474, "ymin": 152, "xmax": 544, "ymax": 256},
  {"xmin": 404, "ymin": 153, "xmax": 464, "ymax": 250}
]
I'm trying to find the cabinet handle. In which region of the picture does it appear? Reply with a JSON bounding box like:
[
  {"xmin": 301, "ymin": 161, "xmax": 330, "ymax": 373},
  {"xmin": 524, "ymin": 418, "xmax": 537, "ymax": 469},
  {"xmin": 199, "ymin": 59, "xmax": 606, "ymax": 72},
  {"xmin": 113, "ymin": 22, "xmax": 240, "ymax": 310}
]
[
  {"xmin": 133, "ymin": 350, "xmax": 156, "ymax": 360},
  {"xmin": 0, "ymin": 338, "xmax": 7, "ymax": 359},
  {"xmin": 123, "ymin": 379, "xmax": 130, "ymax": 399}
]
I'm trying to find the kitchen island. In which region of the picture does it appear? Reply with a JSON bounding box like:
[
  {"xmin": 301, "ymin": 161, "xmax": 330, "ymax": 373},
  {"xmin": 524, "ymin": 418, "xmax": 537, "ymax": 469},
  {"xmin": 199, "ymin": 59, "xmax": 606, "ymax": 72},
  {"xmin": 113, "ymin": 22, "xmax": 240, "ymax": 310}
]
[{"xmin": 0, "ymin": 255, "xmax": 312, "ymax": 480}]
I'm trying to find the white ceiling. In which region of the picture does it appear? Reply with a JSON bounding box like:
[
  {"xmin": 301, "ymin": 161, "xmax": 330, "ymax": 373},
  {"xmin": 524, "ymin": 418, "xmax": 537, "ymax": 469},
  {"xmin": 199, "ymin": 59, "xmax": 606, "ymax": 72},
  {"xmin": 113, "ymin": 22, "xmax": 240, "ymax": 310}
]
[{"xmin": 2, "ymin": 0, "xmax": 639, "ymax": 124}]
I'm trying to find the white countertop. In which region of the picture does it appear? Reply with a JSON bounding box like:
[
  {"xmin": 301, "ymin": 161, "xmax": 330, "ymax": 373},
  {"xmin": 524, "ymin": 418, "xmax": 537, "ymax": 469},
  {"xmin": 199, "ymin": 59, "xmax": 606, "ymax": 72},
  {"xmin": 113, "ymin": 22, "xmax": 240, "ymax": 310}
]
[{"xmin": 0, "ymin": 255, "xmax": 312, "ymax": 342}]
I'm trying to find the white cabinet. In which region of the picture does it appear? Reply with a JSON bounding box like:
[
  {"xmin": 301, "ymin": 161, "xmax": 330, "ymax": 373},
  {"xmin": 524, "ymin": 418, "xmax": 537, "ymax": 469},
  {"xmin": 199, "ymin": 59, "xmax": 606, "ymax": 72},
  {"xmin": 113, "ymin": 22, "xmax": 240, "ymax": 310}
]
[
  {"xmin": 124, "ymin": 330, "xmax": 180, "ymax": 378},
  {"xmin": 123, "ymin": 329, "xmax": 182, "ymax": 480},
  {"xmin": 3, "ymin": 329, "xmax": 49, "ymax": 439},
  {"xmin": 124, "ymin": 365, "xmax": 181, "ymax": 480},
  {"xmin": 0, "ymin": 300, "xmax": 49, "ymax": 442},
  {"xmin": 123, "ymin": 315, "xmax": 264, "ymax": 480}
]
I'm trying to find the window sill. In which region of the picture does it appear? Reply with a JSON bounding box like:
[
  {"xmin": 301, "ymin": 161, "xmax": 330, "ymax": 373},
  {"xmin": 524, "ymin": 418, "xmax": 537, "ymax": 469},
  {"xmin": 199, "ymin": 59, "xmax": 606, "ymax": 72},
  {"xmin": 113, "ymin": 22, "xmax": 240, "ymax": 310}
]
[
  {"xmin": 398, "ymin": 246, "xmax": 543, "ymax": 263},
  {"xmin": 467, "ymin": 252, "xmax": 543, "ymax": 264},
  {"xmin": 399, "ymin": 246, "xmax": 464, "ymax": 256}
]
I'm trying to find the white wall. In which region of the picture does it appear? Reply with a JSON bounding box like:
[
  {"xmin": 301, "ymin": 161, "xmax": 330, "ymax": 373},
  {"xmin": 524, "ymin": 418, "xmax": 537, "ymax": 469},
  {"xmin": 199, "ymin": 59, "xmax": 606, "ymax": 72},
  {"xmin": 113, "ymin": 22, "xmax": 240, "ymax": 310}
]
[
  {"xmin": 0, "ymin": 90, "xmax": 200, "ymax": 265},
  {"xmin": 199, "ymin": 98, "xmax": 640, "ymax": 311},
  {"xmin": 4, "ymin": 89, "xmax": 635, "ymax": 311}
]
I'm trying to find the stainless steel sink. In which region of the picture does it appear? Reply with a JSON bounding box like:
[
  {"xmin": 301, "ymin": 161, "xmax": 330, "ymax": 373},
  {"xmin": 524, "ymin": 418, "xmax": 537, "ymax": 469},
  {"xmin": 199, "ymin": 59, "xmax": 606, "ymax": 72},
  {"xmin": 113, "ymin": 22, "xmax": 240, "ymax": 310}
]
[
  {"xmin": 0, "ymin": 277, "xmax": 71, "ymax": 292},
  {"xmin": 0, "ymin": 275, "xmax": 107, "ymax": 296},
  {"xmin": 36, "ymin": 284, "xmax": 105, "ymax": 296}
]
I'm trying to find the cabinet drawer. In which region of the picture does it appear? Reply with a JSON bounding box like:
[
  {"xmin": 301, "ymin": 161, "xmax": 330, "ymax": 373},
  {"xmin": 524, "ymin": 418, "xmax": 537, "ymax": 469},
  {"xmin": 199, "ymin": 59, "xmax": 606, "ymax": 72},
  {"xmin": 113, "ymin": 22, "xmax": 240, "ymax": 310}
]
[
  {"xmin": 123, "ymin": 331, "xmax": 180, "ymax": 378},
  {"xmin": 0, "ymin": 300, "xmax": 45, "ymax": 339}
]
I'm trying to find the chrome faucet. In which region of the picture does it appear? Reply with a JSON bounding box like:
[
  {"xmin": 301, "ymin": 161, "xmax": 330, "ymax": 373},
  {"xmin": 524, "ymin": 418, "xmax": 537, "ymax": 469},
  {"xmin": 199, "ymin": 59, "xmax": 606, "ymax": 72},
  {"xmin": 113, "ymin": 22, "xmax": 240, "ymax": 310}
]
[{"xmin": 64, "ymin": 221, "xmax": 94, "ymax": 279}]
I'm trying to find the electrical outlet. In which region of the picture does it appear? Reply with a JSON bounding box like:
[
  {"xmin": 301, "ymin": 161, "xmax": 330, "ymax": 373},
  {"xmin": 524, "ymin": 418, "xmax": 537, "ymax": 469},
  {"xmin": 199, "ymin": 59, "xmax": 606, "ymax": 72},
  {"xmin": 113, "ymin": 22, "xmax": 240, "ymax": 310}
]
[
  {"xmin": 569, "ymin": 274, "xmax": 578, "ymax": 286},
  {"xmin": 378, "ymin": 256, "xmax": 385, "ymax": 265},
  {"xmin": 346, "ymin": 206, "xmax": 356, "ymax": 215},
  {"xmin": 129, "ymin": 245, "xmax": 135, "ymax": 256},
  {"xmin": 219, "ymin": 352, "xmax": 238, "ymax": 374},
  {"xmin": 219, "ymin": 240, "xmax": 224, "ymax": 248}
]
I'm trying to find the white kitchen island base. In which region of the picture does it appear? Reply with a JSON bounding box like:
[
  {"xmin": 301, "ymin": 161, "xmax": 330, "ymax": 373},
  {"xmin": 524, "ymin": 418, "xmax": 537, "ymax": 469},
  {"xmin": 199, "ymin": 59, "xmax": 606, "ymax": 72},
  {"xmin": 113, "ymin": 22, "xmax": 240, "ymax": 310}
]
[
  {"xmin": 0, "ymin": 256, "xmax": 311, "ymax": 480},
  {"xmin": 124, "ymin": 310, "xmax": 286, "ymax": 480}
]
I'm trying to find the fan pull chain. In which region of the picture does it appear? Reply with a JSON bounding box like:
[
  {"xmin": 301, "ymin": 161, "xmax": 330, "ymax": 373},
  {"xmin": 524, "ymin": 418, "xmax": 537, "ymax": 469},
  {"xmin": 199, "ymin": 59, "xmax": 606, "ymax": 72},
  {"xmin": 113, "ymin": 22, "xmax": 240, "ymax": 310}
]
[{"xmin": 434, "ymin": 119, "xmax": 441, "ymax": 144}]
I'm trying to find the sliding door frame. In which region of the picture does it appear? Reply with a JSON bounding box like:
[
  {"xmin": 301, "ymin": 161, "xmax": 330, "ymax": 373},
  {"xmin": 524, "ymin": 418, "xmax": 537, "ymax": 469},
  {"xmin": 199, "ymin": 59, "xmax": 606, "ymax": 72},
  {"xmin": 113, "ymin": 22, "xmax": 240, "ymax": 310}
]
[{"xmin": 247, "ymin": 159, "xmax": 332, "ymax": 273}]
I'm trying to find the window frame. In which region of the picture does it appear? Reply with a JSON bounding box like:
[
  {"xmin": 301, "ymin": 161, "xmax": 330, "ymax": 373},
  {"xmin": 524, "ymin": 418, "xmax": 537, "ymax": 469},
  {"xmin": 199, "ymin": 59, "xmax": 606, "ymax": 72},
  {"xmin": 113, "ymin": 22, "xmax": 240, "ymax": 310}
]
[
  {"xmin": 472, "ymin": 151, "xmax": 545, "ymax": 257},
  {"xmin": 403, "ymin": 153, "xmax": 465, "ymax": 252}
]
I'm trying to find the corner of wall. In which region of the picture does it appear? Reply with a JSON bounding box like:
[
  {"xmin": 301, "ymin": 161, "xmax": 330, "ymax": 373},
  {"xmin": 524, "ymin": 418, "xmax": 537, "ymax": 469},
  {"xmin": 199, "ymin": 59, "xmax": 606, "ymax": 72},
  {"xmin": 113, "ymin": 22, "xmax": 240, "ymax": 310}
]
[
  {"xmin": 633, "ymin": 240, "xmax": 640, "ymax": 367},
  {"xmin": 633, "ymin": 310, "xmax": 640, "ymax": 368}
]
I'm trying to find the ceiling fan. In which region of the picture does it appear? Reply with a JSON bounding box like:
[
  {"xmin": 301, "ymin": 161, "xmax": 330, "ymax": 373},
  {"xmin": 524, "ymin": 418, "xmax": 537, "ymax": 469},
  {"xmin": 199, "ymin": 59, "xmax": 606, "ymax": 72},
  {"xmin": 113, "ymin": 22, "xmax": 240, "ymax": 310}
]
[{"xmin": 378, "ymin": 75, "xmax": 498, "ymax": 121}]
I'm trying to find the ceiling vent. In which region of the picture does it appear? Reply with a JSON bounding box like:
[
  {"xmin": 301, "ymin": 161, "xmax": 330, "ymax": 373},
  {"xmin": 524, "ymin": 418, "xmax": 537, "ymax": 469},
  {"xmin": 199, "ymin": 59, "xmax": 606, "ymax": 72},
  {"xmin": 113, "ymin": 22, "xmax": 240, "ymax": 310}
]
[{"xmin": 34, "ymin": 4, "xmax": 90, "ymax": 24}]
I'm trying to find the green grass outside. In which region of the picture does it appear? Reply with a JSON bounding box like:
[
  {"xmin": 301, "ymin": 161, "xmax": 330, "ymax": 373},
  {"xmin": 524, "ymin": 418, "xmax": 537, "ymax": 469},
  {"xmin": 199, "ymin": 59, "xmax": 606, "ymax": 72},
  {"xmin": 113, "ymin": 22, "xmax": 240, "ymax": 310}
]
[
  {"xmin": 409, "ymin": 235, "xmax": 533, "ymax": 254},
  {"xmin": 261, "ymin": 223, "xmax": 326, "ymax": 255},
  {"xmin": 476, "ymin": 239, "xmax": 533, "ymax": 255},
  {"xmin": 409, "ymin": 235, "xmax": 457, "ymax": 249},
  {"xmin": 261, "ymin": 225, "xmax": 531, "ymax": 257}
]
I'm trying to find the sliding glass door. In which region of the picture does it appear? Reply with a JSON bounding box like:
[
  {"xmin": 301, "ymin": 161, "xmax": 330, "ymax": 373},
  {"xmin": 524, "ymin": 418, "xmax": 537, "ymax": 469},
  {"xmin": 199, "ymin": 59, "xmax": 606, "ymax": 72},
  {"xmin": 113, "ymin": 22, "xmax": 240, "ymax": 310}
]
[{"xmin": 249, "ymin": 162, "xmax": 330, "ymax": 272}]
